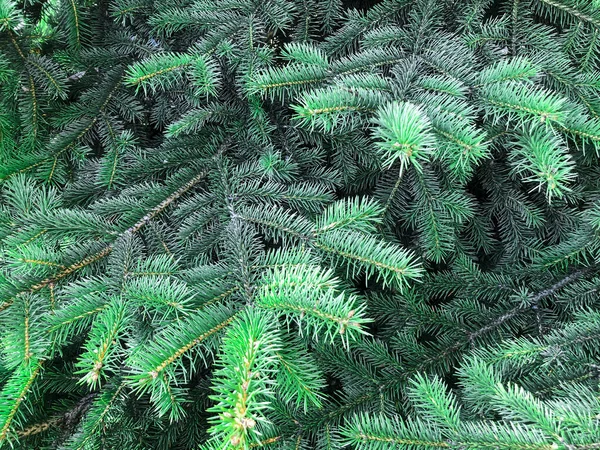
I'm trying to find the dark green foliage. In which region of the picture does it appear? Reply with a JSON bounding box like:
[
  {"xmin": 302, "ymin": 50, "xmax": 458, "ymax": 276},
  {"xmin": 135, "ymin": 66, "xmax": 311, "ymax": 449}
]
[{"xmin": 2, "ymin": 0, "xmax": 600, "ymax": 449}]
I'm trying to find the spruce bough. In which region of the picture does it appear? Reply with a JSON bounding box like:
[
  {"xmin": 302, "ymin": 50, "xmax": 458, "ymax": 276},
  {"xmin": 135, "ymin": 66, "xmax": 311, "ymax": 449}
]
[{"xmin": 2, "ymin": 0, "xmax": 600, "ymax": 448}]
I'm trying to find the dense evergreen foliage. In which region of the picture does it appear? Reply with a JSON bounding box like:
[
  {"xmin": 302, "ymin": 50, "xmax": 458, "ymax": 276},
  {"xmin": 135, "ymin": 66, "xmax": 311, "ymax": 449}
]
[{"xmin": 2, "ymin": 0, "xmax": 600, "ymax": 448}]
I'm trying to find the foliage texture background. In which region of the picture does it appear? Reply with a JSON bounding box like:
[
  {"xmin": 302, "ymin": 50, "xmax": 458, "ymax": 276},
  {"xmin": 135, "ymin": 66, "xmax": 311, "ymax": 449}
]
[{"xmin": 2, "ymin": 0, "xmax": 600, "ymax": 448}]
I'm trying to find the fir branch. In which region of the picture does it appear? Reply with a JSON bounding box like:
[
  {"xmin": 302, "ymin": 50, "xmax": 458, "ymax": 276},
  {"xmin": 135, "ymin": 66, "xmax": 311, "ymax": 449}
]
[
  {"xmin": 0, "ymin": 361, "xmax": 43, "ymax": 445},
  {"xmin": 207, "ymin": 309, "xmax": 280, "ymax": 448}
]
